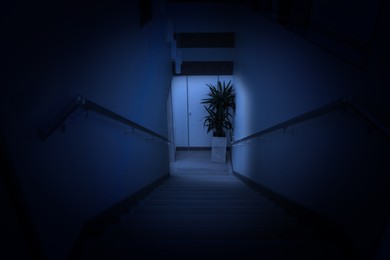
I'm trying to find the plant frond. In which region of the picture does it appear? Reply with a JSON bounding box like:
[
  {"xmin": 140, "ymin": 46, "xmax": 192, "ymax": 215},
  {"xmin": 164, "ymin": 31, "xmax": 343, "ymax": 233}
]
[{"xmin": 202, "ymin": 80, "xmax": 236, "ymax": 137}]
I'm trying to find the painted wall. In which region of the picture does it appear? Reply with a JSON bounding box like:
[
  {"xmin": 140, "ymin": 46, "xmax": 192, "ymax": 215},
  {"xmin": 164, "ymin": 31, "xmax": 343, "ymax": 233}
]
[
  {"xmin": 232, "ymin": 3, "xmax": 390, "ymax": 259},
  {"xmin": 1, "ymin": 0, "xmax": 171, "ymax": 259}
]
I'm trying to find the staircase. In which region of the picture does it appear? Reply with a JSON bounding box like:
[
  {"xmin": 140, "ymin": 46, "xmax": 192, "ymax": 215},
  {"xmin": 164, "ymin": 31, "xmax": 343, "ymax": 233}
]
[{"xmin": 81, "ymin": 152, "xmax": 347, "ymax": 259}]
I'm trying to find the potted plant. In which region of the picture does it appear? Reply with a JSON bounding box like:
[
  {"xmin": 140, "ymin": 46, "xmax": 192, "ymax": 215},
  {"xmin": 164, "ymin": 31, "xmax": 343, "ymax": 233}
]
[{"xmin": 201, "ymin": 80, "xmax": 236, "ymax": 162}]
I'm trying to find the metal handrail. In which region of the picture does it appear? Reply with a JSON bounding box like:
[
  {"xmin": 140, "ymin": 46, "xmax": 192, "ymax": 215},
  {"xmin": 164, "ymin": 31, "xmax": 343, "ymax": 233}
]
[
  {"xmin": 37, "ymin": 95, "xmax": 169, "ymax": 142},
  {"xmin": 231, "ymin": 97, "xmax": 389, "ymax": 146}
]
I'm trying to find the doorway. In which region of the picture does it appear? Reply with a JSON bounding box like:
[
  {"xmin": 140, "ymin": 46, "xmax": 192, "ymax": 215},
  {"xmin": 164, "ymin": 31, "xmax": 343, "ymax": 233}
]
[{"xmin": 171, "ymin": 75, "xmax": 233, "ymax": 150}]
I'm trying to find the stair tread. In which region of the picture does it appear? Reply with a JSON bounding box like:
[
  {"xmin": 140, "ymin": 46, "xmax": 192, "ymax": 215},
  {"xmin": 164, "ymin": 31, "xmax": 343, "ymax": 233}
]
[
  {"xmin": 143, "ymin": 199, "xmax": 278, "ymax": 207},
  {"xmin": 148, "ymin": 194, "xmax": 268, "ymax": 201},
  {"xmin": 134, "ymin": 206, "xmax": 286, "ymax": 215},
  {"xmin": 103, "ymin": 225, "xmax": 310, "ymax": 241},
  {"xmin": 120, "ymin": 216, "xmax": 290, "ymax": 228},
  {"xmin": 121, "ymin": 213, "xmax": 293, "ymax": 223},
  {"xmin": 86, "ymin": 239, "xmax": 343, "ymax": 260}
]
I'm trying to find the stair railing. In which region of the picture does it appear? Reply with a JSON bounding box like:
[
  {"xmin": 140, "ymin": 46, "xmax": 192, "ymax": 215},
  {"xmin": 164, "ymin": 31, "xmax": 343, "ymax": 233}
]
[
  {"xmin": 231, "ymin": 96, "xmax": 390, "ymax": 146},
  {"xmin": 37, "ymin": 95, "xmax": 169, "ymax": 143}
]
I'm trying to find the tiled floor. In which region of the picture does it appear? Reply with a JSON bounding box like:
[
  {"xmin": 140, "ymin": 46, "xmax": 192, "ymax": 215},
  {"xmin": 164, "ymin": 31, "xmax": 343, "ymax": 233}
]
[{"xmin": 170, "ymin": 150, "xmax": 232, "ymax": 176}]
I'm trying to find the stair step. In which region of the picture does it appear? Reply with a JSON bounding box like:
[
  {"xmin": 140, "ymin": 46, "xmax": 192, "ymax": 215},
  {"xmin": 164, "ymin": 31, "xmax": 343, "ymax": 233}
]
[
  {"xmin": 87, "ymin": 240, "xmax": 344, "ymax": 260},
  {"xmin": 161, "ymin": 179, "xmax": 245, "ymax": 184},
  {"xmin": 155, "ymin": 182, "xmax": 249, "ymax": 186},
  {"xmin": 162, "ymin": 180, "xmax": 241, "ymax": 185},
  {"xmin": 153, "ymin": 187, "xmax": 257, "ymax": 193},
  {"xmin": 150, "ymin": 189, "xmax": 262, "ymax": 195},
  {"xmin": 148, "ymin": 195, "xmax": 267, "ymax": 202},
  {"xmin": 134, "ymin": 205, "xmax": 286, "ymax": 215},
  {"xmin": 108, "ymin": 225, "xmax": 291, "ymax": 240},
  {"xmin": 121, "ymin": 213, "xmax": 292, "ymax": 227},
  {"xmin": 154, "ymin": 185, "xmax": 253, "ymax": 191},
  {"xmin": 143, "ymin": 199, "xmax": 278, "ymax": 208},
  {"xmin": 149, "ymin": 192, "xmax": 262, "ymax": 199}
]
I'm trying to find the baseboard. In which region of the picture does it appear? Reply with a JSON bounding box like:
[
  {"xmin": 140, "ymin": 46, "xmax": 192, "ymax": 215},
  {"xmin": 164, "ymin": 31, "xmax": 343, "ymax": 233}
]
[
  {"xmin": 233, "ymin": 171, "xmax": 357, "ymax": 259},
  {"xmin": 69, "ymin": 173, "xmax": 169, "ymax": 259}
]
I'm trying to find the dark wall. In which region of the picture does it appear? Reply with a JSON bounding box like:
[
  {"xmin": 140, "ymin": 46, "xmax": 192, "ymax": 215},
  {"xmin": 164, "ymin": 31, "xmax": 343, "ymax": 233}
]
[
  {"xmin": 232, "ymin": 1, "xmax": 390, "ymax": 258},
  {"xmin": 1, "ymin": 0, "xmax": 171, "ymax": 258}
]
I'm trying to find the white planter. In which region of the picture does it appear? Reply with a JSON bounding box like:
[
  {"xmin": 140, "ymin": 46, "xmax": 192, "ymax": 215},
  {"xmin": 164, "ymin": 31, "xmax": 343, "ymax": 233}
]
[{"xmin": 211, "ymin": 136, "xmax": 227, "ymax": 163}]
